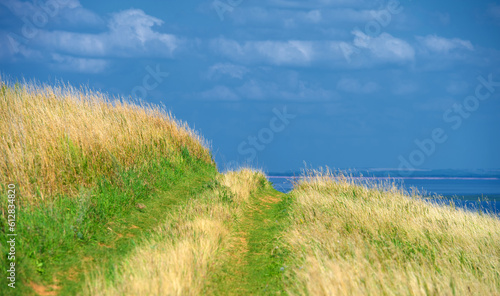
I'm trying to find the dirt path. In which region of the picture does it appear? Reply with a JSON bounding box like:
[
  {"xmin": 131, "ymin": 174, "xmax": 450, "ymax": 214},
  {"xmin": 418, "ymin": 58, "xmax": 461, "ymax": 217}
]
[{"xmin": 208, "ymin": 188, "xmax": 290, "ymax": 295}]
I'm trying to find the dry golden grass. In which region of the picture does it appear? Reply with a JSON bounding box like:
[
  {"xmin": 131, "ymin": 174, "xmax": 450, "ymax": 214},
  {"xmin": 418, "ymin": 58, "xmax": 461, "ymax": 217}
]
[
  {"xmin": 218, "ymin": 168, "xmax": 268, "ymax": 203},
  {"xmin": 83, "ymin": 168, "xmax": 264, "ymax": 296},
  {"xmin": 0, "ymin": 80, "xmax": 212, "ymax": 203},
  {"xmin": 286, "ymin": 168, "xmax": 500, "ymax": 296},
  {"xmin": 84, "ymin": 195, "xmax": 232, "ymax": 296}
]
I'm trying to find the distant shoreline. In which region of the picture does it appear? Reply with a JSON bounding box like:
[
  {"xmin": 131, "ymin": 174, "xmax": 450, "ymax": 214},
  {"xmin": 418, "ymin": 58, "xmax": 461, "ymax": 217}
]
[{"xmin": 267, "ymin": 175, "xmax": 500, "ymax": 180}]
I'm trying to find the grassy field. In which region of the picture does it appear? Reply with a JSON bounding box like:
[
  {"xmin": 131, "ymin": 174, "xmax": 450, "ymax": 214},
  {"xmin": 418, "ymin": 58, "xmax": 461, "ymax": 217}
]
[
  {"xmin": 284, "ymin": 169, "xmax": 500, "ymax": 295},
  {"xmin": 1, "ymin": 80, "xmax": 500, "ymax": 295}
]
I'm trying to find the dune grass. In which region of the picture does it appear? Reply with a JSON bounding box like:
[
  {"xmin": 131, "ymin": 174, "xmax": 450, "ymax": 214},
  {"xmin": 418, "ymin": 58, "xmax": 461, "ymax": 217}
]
[
  {"xmin": 0, "ymin": 79, "xmax": 216, "ymax": 295},
  {"xmin": 0, "ymin": 79, "xmax": 212, "ymax": 203},
  {"xmin": 218, "ymin": 168, "xmax": 270, "ymax": 203},
  {"xmin": 284, "ymin": 168, "xmax": 500, "ymax": 295}
]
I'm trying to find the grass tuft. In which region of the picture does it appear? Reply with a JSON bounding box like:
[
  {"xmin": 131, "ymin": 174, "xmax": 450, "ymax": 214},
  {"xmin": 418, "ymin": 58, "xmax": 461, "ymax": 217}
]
[{"xmin": 218, "ymin": 168, "xmax": 269, "ymax": 203}]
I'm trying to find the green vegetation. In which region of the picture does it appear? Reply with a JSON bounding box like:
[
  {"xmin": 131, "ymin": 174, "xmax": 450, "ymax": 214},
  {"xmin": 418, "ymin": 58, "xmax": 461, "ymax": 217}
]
[
  {"xmin": 1, "ymin": 156, "xmax": 216, "ymax": 296},
  {"xmin": 207, "ymin": 177, "xmax": 292, "ymax": 295},
  {"xmin": 1, "ymin": 80, "xmax": 500, "ymax": 295}
]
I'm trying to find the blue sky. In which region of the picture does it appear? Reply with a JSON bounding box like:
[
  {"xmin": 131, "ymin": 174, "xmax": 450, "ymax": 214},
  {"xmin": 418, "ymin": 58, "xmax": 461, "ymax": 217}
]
[{"xmin": 1, "ymin": 0, "xmax": 499, "ymax": 172}]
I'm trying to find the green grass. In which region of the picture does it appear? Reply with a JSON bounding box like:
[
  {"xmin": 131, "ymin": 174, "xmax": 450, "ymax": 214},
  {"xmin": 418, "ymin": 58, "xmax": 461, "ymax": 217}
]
[
  {"xmin": 206, "ymin": 184, "xmax": 295, "ymax": 295},
  {"xmin": 0, "ymin": 153, "xmax": 217, "ymax": 296},
  {"xmin": 244, "ymin": 189, "xmax": 292, "ymax": 294}
]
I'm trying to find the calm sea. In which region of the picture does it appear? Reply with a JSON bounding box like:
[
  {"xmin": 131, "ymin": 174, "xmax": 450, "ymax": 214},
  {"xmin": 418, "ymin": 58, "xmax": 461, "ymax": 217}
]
[{"xmin": 268, "ymin": 176, "xmax": 500, "ymax": 217}]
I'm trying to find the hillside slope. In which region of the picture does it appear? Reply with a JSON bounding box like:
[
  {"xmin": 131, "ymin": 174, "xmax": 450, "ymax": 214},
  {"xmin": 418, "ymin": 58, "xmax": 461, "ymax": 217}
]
[{"xmin": 0, "ymin": 80, "xmax": 216, "ymax": 295}]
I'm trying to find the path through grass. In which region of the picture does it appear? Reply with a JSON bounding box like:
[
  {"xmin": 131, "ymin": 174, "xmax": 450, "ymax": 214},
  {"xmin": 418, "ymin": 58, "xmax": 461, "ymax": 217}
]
[{"xmin": 208, "ymin": 186, "xmax": 293, "ymax": 295}]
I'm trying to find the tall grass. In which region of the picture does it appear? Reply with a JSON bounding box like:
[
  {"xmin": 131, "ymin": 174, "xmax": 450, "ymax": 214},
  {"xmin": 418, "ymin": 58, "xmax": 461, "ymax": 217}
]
[
  {"xmin": 219, "ymin": 168, "xmax": 269, "ymax": 203},
  {"xmin": 84, "ymin": 169, "xmax": 266, "ymax": 296},
  {"xmin": 84, "ymin": 191, "xmax": 233, "ymax": 296},
  {"xmin": 0, "ymin": 79, "xmax": 212, "ymax": 204},
  {"xmin": 285, "ymin": 168, "xmax": 500, "ymax": 295},
  {"xmin": 0, "ymin": 78, "xmax": 216, "ymax": 295}
]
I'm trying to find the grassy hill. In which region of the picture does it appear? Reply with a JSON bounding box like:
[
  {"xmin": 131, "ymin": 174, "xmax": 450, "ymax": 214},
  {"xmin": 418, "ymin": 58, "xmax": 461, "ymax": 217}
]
[
  {"xmin": 0, "ymin": 80, "xmax": 219, "ymax": 295},
  {"xmin": 1, "ymin": 80, "xmax": 499, "ymax": 295}
]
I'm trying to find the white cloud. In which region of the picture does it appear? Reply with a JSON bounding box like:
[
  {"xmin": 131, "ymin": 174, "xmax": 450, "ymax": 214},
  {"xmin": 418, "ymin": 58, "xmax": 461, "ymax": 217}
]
[
  {"xmin": 229, "ymin": 7, "xmax": 384, "ymax": 26},
  {"xmin": 0, "ymin": 31, "xmax": 44, "ymax": 60},
  {"xmin": 34, "ymin": 9, "xmax": 179, "ymax": 58},
  {"xmin": 337, "ymin": 78, "xmax": 379, "ymax": 94},
  {"xmin": 210, "ymin": 38, "xmax": 315, "ymax": 66},
  {"xmin": 416, "ymin": 35, "xmax": 474, "ymax": 53},
  {"xmin": 1, "ymin": 6, "xmax": 179, "ymax": 68},
  {"xmin": 50, "ymin": 53, "xmax": 108, "ymax": 73},
  {"xmin": 198, "ymin": 73, "xmax": 337, "ymax": 101},
  {"xmin": 210, "ymin": 32, "xmax": 415, "ymax": 67},
  {"xmin": 207, "ymin": 63, "xmax": 249, "ymax": 79},
  {"xmin": 305, "ymin": 10, "xmax": 322, "ymax": 23},
  {"xmin": 108, "ymin": 9, "xmax": 170, "ymax": 45},
  {"xmin": 256, "ymin": 40, "xmax": 314, "ymax": 64},
  {"xmin": 352, "ymin": 30, "xmax": 415, "ymax": 62},
  {"xmin": 246, "ymin": 0, "xmax": 381, "ymax": 9},
  {"xmin": 0, "ymin": 0, "xmax": 104, "ymax": 28},
  {"xmin": 200, "ymin": 85, "xmax": 240, "ymax": 101}
]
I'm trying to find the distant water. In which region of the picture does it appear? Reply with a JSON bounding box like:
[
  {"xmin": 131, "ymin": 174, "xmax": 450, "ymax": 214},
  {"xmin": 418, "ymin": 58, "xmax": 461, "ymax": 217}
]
[{"xmin": 267, "ymin": 176, "xmax": 500, "ymax": 217}]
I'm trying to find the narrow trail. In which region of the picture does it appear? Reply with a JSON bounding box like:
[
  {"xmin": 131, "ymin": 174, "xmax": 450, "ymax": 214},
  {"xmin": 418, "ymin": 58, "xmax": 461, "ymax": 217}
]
[{"xmin": 209, "ymin": 188, "xmax": 290, "ymax": 295}]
